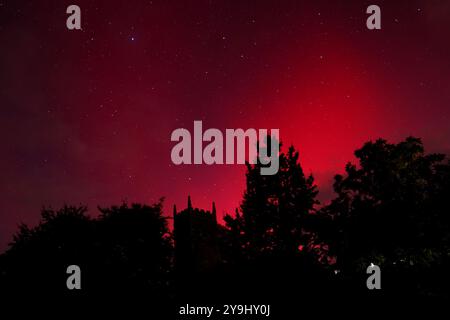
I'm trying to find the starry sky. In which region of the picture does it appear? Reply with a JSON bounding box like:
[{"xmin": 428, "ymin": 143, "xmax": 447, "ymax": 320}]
[{"xmin": 1, "ymin": 0, "xmax": 450, "ymax": 252}]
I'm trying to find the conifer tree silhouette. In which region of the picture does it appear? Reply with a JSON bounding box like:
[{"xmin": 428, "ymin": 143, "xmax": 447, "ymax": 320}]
[
  {"xmin": 1, "ymin": 136, "xmax": 449, "ymax": 305},
  {"xmin": 225, "ymin": 140, "xmax": 319, "ymax": 259}
]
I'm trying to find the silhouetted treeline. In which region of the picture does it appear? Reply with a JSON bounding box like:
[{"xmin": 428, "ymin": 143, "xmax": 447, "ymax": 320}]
[
  {"xmin": 0, "ymin": 202, "xmax": 172, "ymax": 299},
  {"xmin": 0, "ymin": 137, "xmax": 449, "ymax": 311}
]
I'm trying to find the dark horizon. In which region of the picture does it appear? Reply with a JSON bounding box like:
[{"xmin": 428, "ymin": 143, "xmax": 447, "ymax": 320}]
[
  {"xmin": 1, "ymin": 3, "xmax": 450, "ymax": 313},
  {"xmin": 1, "ymin": 136, "xmax": 449, "ymax": 315},
  {"xmin": 2, "ymin": 0, "xmax": 450, "ymax": 252}
]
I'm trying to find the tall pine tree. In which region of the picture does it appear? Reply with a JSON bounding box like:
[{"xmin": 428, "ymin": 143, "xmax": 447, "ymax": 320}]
[{"xmin": 225, "ymin": 141, "xmax": 318, "ymax": 259}]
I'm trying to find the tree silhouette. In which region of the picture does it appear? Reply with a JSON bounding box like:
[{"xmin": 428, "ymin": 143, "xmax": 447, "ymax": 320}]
[
  {"xmin": 317, "ymin": 137, "xmax": 450, "ymax": 296},
  {"xmin": 95, "ymin": 201, "xmax": 172, "ymax": 295},
  {"xmin": 0, "ymin": 206, "xmax": 94, "ymax": 296},
  {"xmin": 225, "ymin": 142, "xmax": 319, "ymax": 259},
  {"xmin": 0, "ymin": 201, "xmax": 172, "ymax": 298},
  {"xmin": 1, "ymin": 135, "xmax": 449, "ymax": 307},
  {"xmin": 219, "ymin": 142, "xmax": 335, "ymax": 305}
]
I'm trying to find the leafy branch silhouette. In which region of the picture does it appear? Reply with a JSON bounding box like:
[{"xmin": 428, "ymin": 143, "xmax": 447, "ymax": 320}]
[{"xmin": 0, "ymin": 137, "xmax": 449, "ymax": 303}]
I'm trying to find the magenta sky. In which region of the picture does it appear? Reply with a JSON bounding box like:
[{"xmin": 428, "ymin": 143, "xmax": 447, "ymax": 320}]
[{"xmin": 1, "ymin": 0, "xmax": 450, "ymax": 251}]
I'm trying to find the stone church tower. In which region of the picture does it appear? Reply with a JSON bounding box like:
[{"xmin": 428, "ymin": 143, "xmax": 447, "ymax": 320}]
[{"xmin": 173, "ymin": 196, "xmax": 221, "ymax": 273}]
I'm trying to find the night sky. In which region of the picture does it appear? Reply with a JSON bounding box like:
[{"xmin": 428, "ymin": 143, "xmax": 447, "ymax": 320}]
[{"xmin": 1, "ymin": 0, "xmax": 450, "ymax": 252}]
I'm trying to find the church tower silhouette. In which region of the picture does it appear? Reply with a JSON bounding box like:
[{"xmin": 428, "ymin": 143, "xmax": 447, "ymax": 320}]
[{"xmin": 173, "ymin": 196, "xmax": 220, "ymax": 273}]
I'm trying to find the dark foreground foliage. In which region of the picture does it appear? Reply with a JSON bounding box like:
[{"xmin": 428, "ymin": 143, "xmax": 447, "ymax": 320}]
[{"xmin": 0, "ymin": 137, "xmax": 449, "ymax": 315}]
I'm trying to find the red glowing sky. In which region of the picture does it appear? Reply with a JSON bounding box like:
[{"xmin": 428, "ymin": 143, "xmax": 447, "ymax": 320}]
[{"xmin": 1, "ymin": 0, "xmax": 450, "ymax": 251}]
